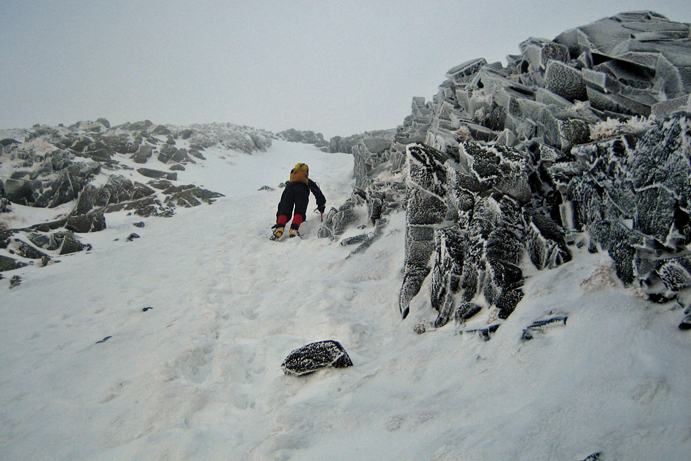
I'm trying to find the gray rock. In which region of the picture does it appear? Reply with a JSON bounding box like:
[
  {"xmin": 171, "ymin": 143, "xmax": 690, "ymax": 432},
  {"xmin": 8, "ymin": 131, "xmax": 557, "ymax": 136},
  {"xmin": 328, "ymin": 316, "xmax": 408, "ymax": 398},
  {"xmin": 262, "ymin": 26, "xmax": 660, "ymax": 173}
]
[
  {"xmin": 152, "ymin": 125, "xmax": 171, "ymax": 136},
  {"xmin": 12, "ymin": 239, "xmax": 49, "ymax": 260},
  {"xmin": 281, "ymin": 340, "xmax": 353, "ymax": 377},
  {"xmin": 1, "ymin": 138, "xmax": 20, "ymax": 147},
  {"xmin": 162, "ymin": 185, "xmax": 224, "ymax": 208},
  {"xmin": 3, "ymin": 178, "xmax": 34, "ymax": 204},
  {"xmin": 545, "ymin": 61, "xmax": 587, "ymax": 102},
  {"xmin": 65, "ymin": 213, "xmax": 106, "ymax": 233},
  {"xmin": 0, "ymin": 255, "xmax": 28, "ymax": 272},
  {"xmin": 519, "ymin": 37, "xmax": 569, "ymax": 72},
  {"xmin": 446, "ymin": 58, "xmax": 487, "ymax": 84},
  {"xmin": 133, "ymin": 145, "xmax": 153, "ymax": 164},
  {"xmin": 34, "ymin": 171, "xmax": 87, "ymax": 208},
  {"xmin": 137, "ymin": 168, "xmax": 177, "ymax": 181},
  {"xmin": 50, "ymin": 232, "xmax": 90, "ymax": 255}
]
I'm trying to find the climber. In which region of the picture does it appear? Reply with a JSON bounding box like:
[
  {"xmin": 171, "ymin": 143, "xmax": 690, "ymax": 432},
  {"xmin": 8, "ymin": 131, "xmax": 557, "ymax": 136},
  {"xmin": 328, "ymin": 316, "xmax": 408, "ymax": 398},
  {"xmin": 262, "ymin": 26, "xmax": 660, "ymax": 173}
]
[{"xmin": 271, "ymin": 163, "xmax": 326, "ymax": 240}]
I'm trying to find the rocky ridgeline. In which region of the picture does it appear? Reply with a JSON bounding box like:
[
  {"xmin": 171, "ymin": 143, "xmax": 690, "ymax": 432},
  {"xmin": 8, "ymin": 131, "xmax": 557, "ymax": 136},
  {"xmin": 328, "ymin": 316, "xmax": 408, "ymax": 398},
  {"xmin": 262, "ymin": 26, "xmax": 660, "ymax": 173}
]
[
  {"xmin": 317, "ymin": 11, "xmax": 691, "ymax": 332},
  {"xmin": 0, "ymin": 120, "xmax": 272, "ymax": 272}
]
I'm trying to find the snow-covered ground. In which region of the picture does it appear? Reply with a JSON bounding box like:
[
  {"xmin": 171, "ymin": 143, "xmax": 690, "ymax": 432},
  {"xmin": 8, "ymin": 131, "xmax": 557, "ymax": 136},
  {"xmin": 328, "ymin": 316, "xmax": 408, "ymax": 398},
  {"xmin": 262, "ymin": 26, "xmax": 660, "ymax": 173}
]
[{"xmin": 1, "ymin": 141, "xmax": 690, "ymax": 460}]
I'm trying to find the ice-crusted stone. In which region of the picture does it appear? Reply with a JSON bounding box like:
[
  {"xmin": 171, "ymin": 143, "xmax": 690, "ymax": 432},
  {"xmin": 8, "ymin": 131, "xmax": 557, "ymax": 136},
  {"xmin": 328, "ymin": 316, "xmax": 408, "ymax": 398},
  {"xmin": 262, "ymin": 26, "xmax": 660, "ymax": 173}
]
[
  {"xmin": 398, "ymin": 143, "xmax": 571, "ymax": 325},
  {"xmin": 627, "ymin": 113, "xmax": 691, "ymax": 245},
  {"xmin": 519, "ymin": 37, "xmax": 569, "ymax": 72},
  {"xmin": 545, "ymin": 61, "xmax": 587, "ymax": 102},
  {"xmin": 281, "ymin": 340, "xmax": 353, "ymax": 377},
  {"xmin": 446, "ymin": 58, "xmax": 487, "ymax": 84},
  {"xmin": 455, "ymin": 302, "xmax": 482, "ymax": 323},
  {"xmin": 430, "ymin": 226, "xmax": 466, "ymax": 327}
]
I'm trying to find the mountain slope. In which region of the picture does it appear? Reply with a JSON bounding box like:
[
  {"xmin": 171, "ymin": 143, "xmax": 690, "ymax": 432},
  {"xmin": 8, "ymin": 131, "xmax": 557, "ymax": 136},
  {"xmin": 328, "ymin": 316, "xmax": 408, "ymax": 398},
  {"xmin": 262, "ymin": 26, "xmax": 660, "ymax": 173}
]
[{"xmin": 2, "ymin": 141, "xmax": 690, "ymax": 460}]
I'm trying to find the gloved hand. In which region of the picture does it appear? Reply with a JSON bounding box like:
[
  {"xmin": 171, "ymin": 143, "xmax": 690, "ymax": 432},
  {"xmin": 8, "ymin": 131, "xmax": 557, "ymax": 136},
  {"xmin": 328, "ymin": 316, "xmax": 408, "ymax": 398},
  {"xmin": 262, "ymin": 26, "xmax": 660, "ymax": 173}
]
[{"xmin": 317, "ymin": 205, "xmax": 325, "ymax": 214}]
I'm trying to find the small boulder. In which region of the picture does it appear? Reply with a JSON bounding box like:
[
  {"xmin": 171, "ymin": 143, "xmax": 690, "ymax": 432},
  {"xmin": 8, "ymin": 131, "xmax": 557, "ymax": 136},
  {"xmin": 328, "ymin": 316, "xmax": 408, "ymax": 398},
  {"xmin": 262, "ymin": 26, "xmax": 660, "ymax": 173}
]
[
  {"xmin": 132, "ymin": 145, "xmax": 153, "ymax": 164},
  {"xmin": 281, "ymin": 340, "xmax": 353, "ymax": 377},
  {"xmin": 65, "ymin": 212, "xmax": 107, "ymax": 233}
]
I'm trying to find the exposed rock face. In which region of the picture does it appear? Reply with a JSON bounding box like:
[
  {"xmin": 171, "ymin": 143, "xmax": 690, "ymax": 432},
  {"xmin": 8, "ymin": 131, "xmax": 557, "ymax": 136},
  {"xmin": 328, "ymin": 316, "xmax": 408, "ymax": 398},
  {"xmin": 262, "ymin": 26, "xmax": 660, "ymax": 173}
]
[
  {"xmin": 319, "ymin": 11, "xmax": 691, "ymax": 331},
  {"xmin": 281, "ymin": 340, "xmax": 353, "ymax": 377}
]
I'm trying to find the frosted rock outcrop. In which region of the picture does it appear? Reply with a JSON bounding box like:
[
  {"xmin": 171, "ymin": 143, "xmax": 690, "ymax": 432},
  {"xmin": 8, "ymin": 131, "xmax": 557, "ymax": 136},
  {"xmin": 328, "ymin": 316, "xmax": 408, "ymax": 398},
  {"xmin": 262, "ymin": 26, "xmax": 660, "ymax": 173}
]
[{"xmin": 320, "ymin": 11, "xmax": 691, "ymax": 331}]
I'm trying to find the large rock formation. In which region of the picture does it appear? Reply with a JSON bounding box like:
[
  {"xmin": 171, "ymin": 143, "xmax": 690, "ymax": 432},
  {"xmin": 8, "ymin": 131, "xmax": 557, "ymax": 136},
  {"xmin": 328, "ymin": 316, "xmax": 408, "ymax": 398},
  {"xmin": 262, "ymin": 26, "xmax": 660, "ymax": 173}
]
[{"xmin": 319, "ymin": 11, "xmax": 691, "ymax": 332}]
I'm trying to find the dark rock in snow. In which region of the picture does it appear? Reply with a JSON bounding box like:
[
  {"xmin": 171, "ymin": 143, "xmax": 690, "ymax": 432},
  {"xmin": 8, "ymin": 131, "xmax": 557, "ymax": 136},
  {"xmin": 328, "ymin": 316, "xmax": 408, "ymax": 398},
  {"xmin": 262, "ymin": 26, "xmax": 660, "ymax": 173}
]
[
  {"xmin": 52, "ymin": 232, "xmax": 91, "ymax": 255},
  {"xmin": 161, "ymin": 184, "xmax": 224, "ymax": 208},
  {"xmin": 11, "ymin": 239, "xmax": 49, "ymax": 260},
  {"xmin": 137, "ymin": 168, "xmax": 177, "ymax": 181},
  {"xmin": 281, "ymin": 340, "xmax": 353, "ymax": 377},
  {"xmin": 521, "ymin": 316, "xmax": 568, "ymax": 341},
  {"xmin": 10, "ymin": 275, "xmax": 21, "ymax": 288},
  {"xmin": 65, "ymin": 212, "xmax": 106, "ymax": 233},
  {"xmin": 132, "ymin": 145, "xmax": 153, "ymax": 164},
  {"xmin": 0, "ymin": 255, "xmax": 28, "ymax": 272},
  {"xmin": 1, "ymin": 138, "xmax": 20, "ymax": 147},
  {"xmin": 455, "ymin": 302, "xmax": 482, "ymax": 323},
  {"xmin": 679, "ymin": 314, "xmax": 691, "ymax": 331},
  {"xmin": 461, "ymin": 324, "xmax": 500, "ymax": 341}
]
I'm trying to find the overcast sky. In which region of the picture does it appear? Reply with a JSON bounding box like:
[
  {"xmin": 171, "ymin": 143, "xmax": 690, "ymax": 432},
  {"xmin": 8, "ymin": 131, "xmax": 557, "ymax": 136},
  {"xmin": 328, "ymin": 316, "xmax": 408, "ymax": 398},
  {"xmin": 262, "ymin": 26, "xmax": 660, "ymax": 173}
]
[{"xmin": 1, "ymin": 1, "xmax": 689, "ymax": 138}]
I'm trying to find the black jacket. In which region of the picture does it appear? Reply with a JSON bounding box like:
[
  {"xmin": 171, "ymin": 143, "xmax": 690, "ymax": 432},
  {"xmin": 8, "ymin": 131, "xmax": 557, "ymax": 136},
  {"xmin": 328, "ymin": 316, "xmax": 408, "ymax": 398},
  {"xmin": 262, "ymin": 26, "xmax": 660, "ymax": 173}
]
[{"xmin": 276, "ymin": 179, "xmax": 326, "ymax": 219}]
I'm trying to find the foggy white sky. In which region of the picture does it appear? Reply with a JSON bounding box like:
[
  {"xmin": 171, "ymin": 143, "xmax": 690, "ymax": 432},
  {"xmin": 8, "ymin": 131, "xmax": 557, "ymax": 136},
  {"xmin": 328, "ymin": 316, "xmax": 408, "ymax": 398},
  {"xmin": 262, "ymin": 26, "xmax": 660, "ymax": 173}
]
[{"xmin": 1, "ymin": 1, "xmax": 689, "ymax": 138}]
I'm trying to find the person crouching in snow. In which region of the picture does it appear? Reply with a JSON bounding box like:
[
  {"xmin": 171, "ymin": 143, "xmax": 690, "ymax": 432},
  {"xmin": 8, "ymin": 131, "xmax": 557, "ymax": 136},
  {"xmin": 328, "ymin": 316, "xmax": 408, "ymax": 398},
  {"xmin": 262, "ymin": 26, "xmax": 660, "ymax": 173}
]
[{"xmin": 271, "ymin": 163, "xmax": 326, "ymax": 240}]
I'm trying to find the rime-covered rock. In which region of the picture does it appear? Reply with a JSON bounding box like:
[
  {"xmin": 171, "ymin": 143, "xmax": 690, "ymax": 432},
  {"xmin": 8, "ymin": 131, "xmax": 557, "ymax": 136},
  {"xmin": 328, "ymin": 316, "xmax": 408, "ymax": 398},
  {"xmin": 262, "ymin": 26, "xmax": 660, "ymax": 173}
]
[
  {"xmin": 281, "ymin": 340, "xmax": 353, "ymax": 377},
  {"xmin": 545, "ymin": 61, "xmax": 587, "ymax": 102},
  {"xmin": 519, "ymin": 38, "xmax": 569, "ymax": 72},
  {"xmin": 397, "ymin": 143, "xmax": 571, "ymax": 325}
]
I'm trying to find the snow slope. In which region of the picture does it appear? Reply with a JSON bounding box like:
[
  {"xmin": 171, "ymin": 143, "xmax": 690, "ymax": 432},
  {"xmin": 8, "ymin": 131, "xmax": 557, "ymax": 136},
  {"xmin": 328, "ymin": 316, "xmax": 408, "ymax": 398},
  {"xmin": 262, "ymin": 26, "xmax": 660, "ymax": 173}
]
[{"xmin": 1, "ymin": 141, "xmax": 690, "ymax": 460}]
